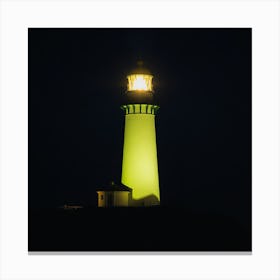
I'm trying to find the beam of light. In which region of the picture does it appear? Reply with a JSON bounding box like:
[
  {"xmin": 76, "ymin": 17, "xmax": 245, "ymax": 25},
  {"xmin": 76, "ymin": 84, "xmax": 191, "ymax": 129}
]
[{"xmin": 127, "ymin": 74, "xmax": 153, "ymax": 92}]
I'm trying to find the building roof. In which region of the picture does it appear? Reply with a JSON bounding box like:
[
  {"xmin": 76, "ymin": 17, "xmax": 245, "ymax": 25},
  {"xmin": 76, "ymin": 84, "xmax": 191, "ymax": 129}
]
[
  {"xmin": 96, "ymin": 182, "xmax": 132, "ymax": 192},
  {"xmin": 129, "ymin": 61, "xmax": 152, "ymax": 75}
]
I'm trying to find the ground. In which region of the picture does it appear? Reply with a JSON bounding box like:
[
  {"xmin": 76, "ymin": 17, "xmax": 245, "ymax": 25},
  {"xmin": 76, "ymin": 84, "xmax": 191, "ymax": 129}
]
[{"xmin": 29, "ymin": 207, "xmax": 251, "ymax": 252}]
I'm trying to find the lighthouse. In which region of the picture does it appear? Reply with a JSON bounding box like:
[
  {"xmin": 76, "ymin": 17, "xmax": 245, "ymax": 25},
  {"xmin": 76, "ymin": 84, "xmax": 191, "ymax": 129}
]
[{"xmin": 121, "ymin": 62, "xmax": 160, "ymax": 206}]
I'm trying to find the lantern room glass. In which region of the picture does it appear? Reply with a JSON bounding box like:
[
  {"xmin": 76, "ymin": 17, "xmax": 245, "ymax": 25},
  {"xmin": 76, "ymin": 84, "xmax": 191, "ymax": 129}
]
[{"xmin": 127, "ymin": 74, "xmax": 153, "ymax": 92}]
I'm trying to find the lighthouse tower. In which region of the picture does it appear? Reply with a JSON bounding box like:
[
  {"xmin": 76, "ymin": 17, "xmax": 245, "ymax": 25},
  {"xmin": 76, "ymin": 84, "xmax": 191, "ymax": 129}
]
[{"xmin": 121, "ymin": 62, "xmax": 160, "ymax": 206}]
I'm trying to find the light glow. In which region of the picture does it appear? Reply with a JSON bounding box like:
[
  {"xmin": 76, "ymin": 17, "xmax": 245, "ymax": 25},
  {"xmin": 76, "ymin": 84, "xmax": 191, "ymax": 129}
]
[{"xmin": 127, "ymin": 74, "xmax": 153, "ymax": 92}]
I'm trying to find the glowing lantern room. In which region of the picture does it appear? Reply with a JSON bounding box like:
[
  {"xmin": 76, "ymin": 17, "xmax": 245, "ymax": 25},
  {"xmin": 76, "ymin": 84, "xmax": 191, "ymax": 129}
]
[
  {"xmin": 126, "ymin": 61, "xmax": 154, "ymax": 93},
  {"xmin": 127, "ymin": 74, "xmax": 153, "ymax": 92}
]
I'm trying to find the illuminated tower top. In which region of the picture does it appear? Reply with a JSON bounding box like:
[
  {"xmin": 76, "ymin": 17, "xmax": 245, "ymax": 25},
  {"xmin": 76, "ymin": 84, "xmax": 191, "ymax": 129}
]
[
  {"xmin": 127, "ymin": 61, "xmax": 153, "ymax": 93},
  {"xmin": 124, "ymin": 61, "xmax": 155, "ymax": 104}
]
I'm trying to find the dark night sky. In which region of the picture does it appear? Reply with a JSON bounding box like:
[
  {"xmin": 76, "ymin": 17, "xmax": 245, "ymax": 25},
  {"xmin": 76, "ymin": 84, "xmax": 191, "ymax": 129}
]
[{"xmin": 28, "ymin": 28, "xmax": 251, "ymax": 227}]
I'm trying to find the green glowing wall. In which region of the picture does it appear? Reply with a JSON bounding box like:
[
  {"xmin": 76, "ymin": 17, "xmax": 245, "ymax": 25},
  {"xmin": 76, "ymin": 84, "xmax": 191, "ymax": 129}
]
[{"xmin": 121, "ymin": 105, "xmax": 160, "ymax": 205}]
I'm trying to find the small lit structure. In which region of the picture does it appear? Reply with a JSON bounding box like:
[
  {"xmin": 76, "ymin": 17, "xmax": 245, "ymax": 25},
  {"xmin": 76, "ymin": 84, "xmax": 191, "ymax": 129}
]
[
  {"xmin": 61, "ymin": 203, "xmax": 84, "ymax": 210},
  {"xmin": 96, "ymin": 181, "xmax": 132, "ymax": 207}
]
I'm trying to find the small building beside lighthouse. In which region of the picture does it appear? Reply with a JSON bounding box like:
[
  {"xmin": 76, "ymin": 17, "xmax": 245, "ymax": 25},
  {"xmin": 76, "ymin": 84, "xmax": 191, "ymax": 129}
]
[{"xmin": 96, "ymin": 181, "xmax": 132, "ymax": 207}]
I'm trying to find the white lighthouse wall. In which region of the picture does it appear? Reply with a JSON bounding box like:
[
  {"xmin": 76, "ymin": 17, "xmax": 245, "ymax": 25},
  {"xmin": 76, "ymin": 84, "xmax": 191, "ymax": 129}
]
[{"xmin": 121, "ymin": 113, "xmax": 160, "ymax": 204}]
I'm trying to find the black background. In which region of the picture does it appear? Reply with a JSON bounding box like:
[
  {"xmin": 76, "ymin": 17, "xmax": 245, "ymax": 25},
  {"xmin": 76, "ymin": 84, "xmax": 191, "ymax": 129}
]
[{"xmin": 28, "ymin": 28, "xmax": 251, "ymax": 251}]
